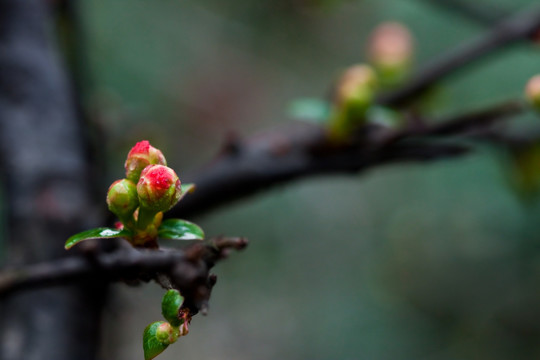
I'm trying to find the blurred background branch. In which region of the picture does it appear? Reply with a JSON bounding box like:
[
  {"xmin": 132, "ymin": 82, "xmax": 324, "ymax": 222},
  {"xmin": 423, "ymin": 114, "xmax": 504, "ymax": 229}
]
[{"xmin": 417, "ymin": 0, "xmax": 509, "ymax": 25}]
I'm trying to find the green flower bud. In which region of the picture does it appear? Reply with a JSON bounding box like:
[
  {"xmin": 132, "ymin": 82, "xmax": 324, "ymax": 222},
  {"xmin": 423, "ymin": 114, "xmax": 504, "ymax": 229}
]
[
  {"xmin": 329, "ymin": 64, "xmax": 378, "ymax": 139},
  {"xmin": 125, "ymin": 140, "xmax": 167, "ymax": 183},
  {"xmin": 155, "ymin": 322, "xmax": 179, "ymax": 345},
  {"xmin": 525, "ymin": 75, "xmax": 540, "ymax": 109},
  {"xmin": 137, "ymin": 165, "xmax": 182, "ymax": 213},
  {"xmin": 106, "ymin": 179, "xmax": 138, "ymax": 223}
]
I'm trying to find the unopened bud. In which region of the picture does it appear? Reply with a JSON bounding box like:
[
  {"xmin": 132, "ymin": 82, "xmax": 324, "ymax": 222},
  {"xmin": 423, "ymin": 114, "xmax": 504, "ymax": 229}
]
[
  {"xmin": 525, "ymin": 75, "xmax": 540, "ymax": 109},
  {"xmin": 106, "ymin": 179, "xmax": 138, "ymax": 221},
  {"xmin": 335, "ymin": 64, "xmax": 378, "ymax": 107},
  {"xmin": 369, "ymin": 22, "xmax": 413, "ymax": 86},
  {"xmin": 155, "ymin": 322, "xmax": 179, "ymax": 345},
  {"xmin": 137, "ymin": 165, "xmax": 182, "ymax": 213},
  {"xmin": 125, "ymin": 140, "xmax": 167, "ymax": 182},
  {"xmin": 330, "ymin": 64, "xmax": 377, "ymax": 139}
]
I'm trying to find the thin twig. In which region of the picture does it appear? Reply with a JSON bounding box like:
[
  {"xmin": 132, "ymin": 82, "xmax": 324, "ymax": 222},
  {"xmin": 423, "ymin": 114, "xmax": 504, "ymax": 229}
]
[
  {"xmin": 378, "ymin": 4, "xmax": 540, "ymax": 107},
  {"xmin": 418, "ymin": 0, "xmax": 508, "ymax": 26}
]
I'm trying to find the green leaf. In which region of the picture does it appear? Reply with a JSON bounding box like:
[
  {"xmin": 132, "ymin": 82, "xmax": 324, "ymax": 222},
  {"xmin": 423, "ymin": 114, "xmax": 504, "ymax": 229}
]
[
  {"xmin": 158, "ymin": 219, "xmax": 204, "ymax": 240},
  {"xmin": 288, "ymin": 98, "xmax": 331, "ymax": 124},
  {"xmin": 175, "ymin": 183, "xmax": 196, "ymax": 205},
  {"xmin": 65, "ymin": 227, "xmax": 131, "ymax": 250},
  {"xmin": 143, "ymin": 322, "xmax": 169, "ymax": 360},
  {"xmin": 162, "ymin": 289, "xmax": 184, "ymax": 327},
  {"xmin": 181, "ymin": 183, "xmax": 195, "ymax": 194}
]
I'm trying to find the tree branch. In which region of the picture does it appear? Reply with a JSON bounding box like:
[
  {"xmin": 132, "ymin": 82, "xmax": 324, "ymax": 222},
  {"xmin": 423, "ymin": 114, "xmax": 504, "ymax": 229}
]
[
  {"xmin": 168, "ymin": 5, "xmax": 540, "ymax": 219},
  {"xmin": 170, "ymin": 100, "xmax": 526, "ymax": 218},
  {"xmin": 418, "ymin": 0, "xmax": 508, "ymax": 26},
  {"xmin": 0, "ymin": 237, "xmax": 247, "ymax": 315},
  {"xmin": 378, "ymin": 4, "xmax": 540, "ymax": 107}
]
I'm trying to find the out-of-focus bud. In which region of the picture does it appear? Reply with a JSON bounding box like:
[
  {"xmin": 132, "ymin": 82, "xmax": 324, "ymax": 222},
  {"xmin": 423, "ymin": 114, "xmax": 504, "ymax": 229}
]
[
  {"xmin": 137, "ymin": 165, "xmax": 182, "ymax": 213},
  {"xmin": 329, "ymin": 64, "xmax": 378, "ymax": 139},
  {"xmin": 106, "ymin": 179, "xmax": 139, "ymax": 222},
  {"xmin": 368, "ymin": 22, "xmax": 413, "ymax": 87},
  {"xmin": 125, "ymin": 140, "xmax": 167, "ymax": 182},
  {"xmin": 525, "ymin": 75, "xmax": 540, "ymax": 109},
  {"xmin": 155, "ymin": 322, "xmax": 179, "ymax": 345}
]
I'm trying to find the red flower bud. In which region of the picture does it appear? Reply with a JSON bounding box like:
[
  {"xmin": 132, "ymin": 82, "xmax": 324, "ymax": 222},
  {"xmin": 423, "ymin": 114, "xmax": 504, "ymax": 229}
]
[
  {"xmin": 106, "ymin": 179, "xmax": 139, "ymax": 221},
  {"xmin": 525, "ymin": 75, "xmax": 540, "ymax": 109},
  {"xmin": 137, "ymin": 165, "xmax": 182, "ymax": 213},
  {"xmin": 125, "ymin": 140, "xmax": 167, "ymax": 182}
]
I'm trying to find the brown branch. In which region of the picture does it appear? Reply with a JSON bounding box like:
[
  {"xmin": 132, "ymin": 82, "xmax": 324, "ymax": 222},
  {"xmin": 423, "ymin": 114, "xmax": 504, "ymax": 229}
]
[
  {"xmin": 0, "ymin": 237, "xmax": 247, "ymax": 315},
  {"xmin": 170, "ymin": 100, "xmax": 526, "ymax": 218},
  {"xmin": 167, "ymin": 5, "xmax": 540, "ymax": 219},
  {"xmin": 377, "ymin": 4, "xmax": 540, "ymax": 107}
]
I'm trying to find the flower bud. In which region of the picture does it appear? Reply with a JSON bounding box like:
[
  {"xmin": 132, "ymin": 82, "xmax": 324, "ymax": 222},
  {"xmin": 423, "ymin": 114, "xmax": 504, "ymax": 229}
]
[
  {"xmin": 106, "ymin": 179, "xmax": 139, "ymax": 221},
  {"xmin": 137, "ymin": 165, "xmax": 182, "ymax": 213},
  {"xmin": 525, "ymin": 75, "xmax": 540, "ymax": 109},
  {"xmin": 330, "ymin": 64, "xmax": 378, "ymax": 139},
  {"xmin": 335, "ymin": 64, "xmax": 378, "ymax": 109},
  {"xmin": 125, "ymin": 140, "xmax": 167, "ymax": 182},
  {"xmin": 155, "ymin": 322, "xmax": 179, "ymax": 345},
  {"xmin": 368, "ymin": 22, "xmax": 413, "ymax": 86}
]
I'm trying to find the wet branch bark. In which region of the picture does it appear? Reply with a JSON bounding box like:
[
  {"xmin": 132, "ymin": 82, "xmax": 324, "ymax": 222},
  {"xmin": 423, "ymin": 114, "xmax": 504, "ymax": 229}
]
[
  {"xmin": 0, "ymin": 237, "xmax": 248, "ymax": 315},
  {"xmin": 171, "ymin": 100, "xmax": 526, "ymax": 218}
]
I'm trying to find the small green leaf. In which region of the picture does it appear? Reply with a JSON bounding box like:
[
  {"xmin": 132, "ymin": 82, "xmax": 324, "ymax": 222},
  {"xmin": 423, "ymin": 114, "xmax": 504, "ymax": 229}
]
[
  {"xmin": 65, "ymin": 227, "xmax": 131, "ymax": 250},
  {"xmin": 176, "ymin": 183, "xmax": 196, "ymax": 204},
  {"xmin": 158, "ymin": 219, "xmax": 204, "ymax": 240},
  {"xmin": 181, "ymin": 183, "xmax": 195, "ymax": 194},
  {"xmin": 143, "ymin": 322, "xmax": 169, "ymax": 360},
  {"xmin": 288, "ymin": 98, "xmax": 331, "ymax": 124},
  {"xmin": 162, "ymin": 289, "xmax": 184, "ymax": 327}
]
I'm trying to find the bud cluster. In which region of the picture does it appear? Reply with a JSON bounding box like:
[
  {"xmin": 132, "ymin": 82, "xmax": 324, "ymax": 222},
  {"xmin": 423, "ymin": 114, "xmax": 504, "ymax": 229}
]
[
  {"xmin": 106, "ymin": 140, "xmax": 183, "ymax": 246},
  {"xmin": 328, "ymin": 22, "xmax": 413, "ymax": 140}
]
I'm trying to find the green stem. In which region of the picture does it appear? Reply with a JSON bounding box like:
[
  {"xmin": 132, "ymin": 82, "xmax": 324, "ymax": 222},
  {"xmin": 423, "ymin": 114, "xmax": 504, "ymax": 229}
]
[{"xmin": 137, "ymin": 207, "xmax": 158, "ymax": 230}]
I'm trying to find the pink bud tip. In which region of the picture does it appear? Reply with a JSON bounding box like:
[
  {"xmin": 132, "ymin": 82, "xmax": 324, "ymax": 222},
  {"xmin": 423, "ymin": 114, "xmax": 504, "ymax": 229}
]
[
  {"xmin": 369, "ymin": 22, "xmax": 413, "ymax": 66},
  {"xmin": 335, "ymin": 64, "xmax": 377, "ymax": 106},
  {"xmin": 125, "ymin": 140, "xmax": 167, "ymax": 183},
  {"xmin": 525, "ymin": 75, "xmax": 540, "ymax": 108},
  {"xmin": 128, "ymin": 140, "xmax": 151, "ymax": 157}
]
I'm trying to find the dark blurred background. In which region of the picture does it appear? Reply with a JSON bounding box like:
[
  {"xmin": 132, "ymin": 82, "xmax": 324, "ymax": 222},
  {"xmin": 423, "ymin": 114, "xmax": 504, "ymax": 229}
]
[{"xmin": 7, "ymin": 0, "xmax": 540, "ymax": 359}]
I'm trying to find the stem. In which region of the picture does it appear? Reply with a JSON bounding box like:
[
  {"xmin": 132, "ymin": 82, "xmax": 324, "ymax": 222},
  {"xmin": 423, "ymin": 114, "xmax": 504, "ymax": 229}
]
[
  {"xmin": 137, "ymin": 207, "xmax": 158, "ymax": 230},
  {"xmin": 378, "ymin": 4, "xmax": 540, "ymax": 107}
]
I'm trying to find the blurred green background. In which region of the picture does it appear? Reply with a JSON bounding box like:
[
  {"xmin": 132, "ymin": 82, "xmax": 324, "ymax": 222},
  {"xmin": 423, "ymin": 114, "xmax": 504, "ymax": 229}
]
[{"xmin": 69, "ymin": 0, "xmax": 540, "ymax": 358}]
